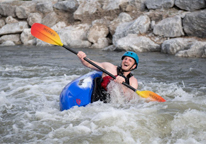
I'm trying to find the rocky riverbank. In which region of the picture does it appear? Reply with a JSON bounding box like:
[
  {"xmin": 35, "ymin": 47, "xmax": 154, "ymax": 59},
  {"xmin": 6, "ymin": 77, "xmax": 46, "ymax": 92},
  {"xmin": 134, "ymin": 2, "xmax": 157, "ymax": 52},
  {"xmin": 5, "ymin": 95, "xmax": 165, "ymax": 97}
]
[{"xmin": 0, "ymin": 0, "xmax": 206, "ymax": 58}]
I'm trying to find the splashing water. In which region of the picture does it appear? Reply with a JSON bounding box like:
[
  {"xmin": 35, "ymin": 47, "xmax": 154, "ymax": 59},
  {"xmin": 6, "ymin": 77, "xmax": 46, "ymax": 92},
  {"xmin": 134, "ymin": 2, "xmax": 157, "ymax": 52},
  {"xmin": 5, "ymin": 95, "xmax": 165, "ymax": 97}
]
[{"xmin": 0, "ymin": 46, "xmax": 206, "ymax": 144}]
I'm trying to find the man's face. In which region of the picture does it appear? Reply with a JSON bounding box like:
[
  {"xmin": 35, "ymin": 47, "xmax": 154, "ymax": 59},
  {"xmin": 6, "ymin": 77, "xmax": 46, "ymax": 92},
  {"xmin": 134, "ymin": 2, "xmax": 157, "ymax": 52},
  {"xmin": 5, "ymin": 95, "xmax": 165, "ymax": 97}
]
[{"xmin": 121, "ymin": 56, "xmax": 136, "ymax": 71}]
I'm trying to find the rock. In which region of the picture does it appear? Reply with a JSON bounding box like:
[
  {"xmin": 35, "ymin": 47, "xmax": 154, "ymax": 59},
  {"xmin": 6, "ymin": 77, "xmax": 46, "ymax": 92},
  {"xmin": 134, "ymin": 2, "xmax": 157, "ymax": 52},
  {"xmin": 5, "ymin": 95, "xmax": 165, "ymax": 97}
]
[
  {"xmin": 5, "ymin": 16, "xmax": 18, "ymax": 24},
  {"xmin": 183, "ymin": 10, "xmax": 206, "ymax": 38},
  {"xmin": 109, "ymin": 12, "xmax": 133, "ymax": 35},
  {"xmin": 145, "ymin": 0, "xmax": 174, "ymax": 10},
  {"xmin": 36, "ymin": 2, "xmax": 53, "ymax": 14},
  {"xmin": 0, "ymin": 34, "xmax": 21, "ymax": 45},
  {"xmin": 27, "ymin": 13, "xmax": 42, "ymax": 27},
  {"xmin": 103, "ymin": 45, "xmax": 117, "ymax": 51},
  {"xmin": 175, "ymin": 0, "xmax": 206, "ymax": 11},
  {"xmin": 0, "ymin": 21, "xmax": 29, "ymax": 36},
  {"xmin": 116, "ymin": 34, "xmax": 160, "ymax": 52},
  {"xmin": 102, "ymin": 0, "xmax": 129, "ymax": 11},
  {"xmin": 51, "ymin": 21, "xmax": 67, "ymax": 31},
  {"xmin": 0, "ymin": 40, "xmax": 15, "ymax": 46},
  {"xmin": 87, "ymin": 23, "xmax": 109, "ymax": 49},
  {"xmin": 20, "ymin": 28, "xmax": 36, "ymax": 45},
  {"xmin": 113, "ymin": 15, "xmax": 150, "ymax": 45},
  {"xmin": 57, "ymin": 24, "xmax": 91, "ymax": 48},
  {"xmin": 42, "ymin": 12, "xmax": 58, "ymax": 27},
  {"xmin": 73, "ymin": 0, "xmax": 102, "ymax": 21},
  {"xmin": 15, "ymin": 6, "xmax": 30, "ymax": 19},
  {"xmin": 175, "ymin": 41, "xmax": 206, "ymax": 58},
  {"xmin": 0, "ymin": 19, "xmax": 5, "ymax": 28},
  {"xmin": 161, "ymin": 38, "xmax": 196, "ymax": 54},
  {"xmin": 153, "ymin": 16, "xmax": 184, "ymax": 37},
  {"xmin": 0, "ymin": 4, "xmax": 16, "ymax": 17},
  {"xmin": 53, "ymin": 0, "xmax": 78, "ymax": 12}
]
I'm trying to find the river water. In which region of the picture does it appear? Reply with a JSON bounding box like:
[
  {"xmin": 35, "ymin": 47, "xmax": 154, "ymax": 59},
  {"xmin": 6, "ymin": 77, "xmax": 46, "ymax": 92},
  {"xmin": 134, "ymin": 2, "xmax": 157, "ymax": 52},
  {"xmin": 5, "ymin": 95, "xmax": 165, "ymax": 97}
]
[{"xmin": 0, "ymin": 46, "xmax": 206, "ymax": 144}]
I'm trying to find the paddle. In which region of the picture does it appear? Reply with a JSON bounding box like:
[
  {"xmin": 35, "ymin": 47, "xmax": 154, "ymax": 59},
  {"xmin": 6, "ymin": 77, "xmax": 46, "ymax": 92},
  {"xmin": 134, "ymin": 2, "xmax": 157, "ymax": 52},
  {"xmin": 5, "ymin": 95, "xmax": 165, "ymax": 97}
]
[{"xmin": 31, "ymin": 23, "xmax": 166, "ymax": 102}]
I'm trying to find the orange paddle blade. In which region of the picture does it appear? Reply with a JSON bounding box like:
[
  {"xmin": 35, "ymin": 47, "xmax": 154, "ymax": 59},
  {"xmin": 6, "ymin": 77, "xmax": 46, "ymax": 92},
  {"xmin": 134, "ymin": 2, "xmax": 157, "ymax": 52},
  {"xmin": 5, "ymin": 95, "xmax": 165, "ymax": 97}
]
[
  {"xmin": 31, "ymin": 23, "xmax": 63, "ymax": 46},
  {"xmin": 136, "ymin": 90, "xmax": 166, "ymax": 102}
]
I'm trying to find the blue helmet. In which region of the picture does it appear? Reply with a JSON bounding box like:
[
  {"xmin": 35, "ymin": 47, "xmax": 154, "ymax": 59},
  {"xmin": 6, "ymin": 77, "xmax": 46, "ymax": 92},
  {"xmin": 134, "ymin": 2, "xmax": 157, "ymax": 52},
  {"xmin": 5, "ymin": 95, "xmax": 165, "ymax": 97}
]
[{"xmin": 121, "ymin": 51, "xmax": 139, "ymax": 69}]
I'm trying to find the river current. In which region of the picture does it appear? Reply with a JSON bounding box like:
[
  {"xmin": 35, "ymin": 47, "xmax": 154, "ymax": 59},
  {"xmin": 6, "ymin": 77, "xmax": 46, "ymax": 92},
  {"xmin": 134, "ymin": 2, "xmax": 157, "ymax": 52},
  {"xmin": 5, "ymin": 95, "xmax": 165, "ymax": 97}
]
[{"xmin": 0, "ymin": 46, "xmax": 206, "ymax": 144}]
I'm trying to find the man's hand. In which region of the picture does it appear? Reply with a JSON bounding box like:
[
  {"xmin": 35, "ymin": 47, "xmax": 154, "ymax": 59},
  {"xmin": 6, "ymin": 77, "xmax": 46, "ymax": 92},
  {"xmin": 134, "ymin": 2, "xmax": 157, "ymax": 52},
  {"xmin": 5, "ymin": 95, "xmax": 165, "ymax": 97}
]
[{"xmin": 114, "ymin": 75, "xmax": 125, "ymax": 84}]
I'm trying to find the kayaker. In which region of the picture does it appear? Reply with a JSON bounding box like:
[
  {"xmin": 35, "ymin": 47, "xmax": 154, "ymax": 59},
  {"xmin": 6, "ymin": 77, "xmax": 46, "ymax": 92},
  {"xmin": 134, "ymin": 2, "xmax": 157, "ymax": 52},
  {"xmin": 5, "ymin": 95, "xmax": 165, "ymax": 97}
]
[{"xmin": 77, "ymin": 51, "xmax": 139, "ymax": 102}]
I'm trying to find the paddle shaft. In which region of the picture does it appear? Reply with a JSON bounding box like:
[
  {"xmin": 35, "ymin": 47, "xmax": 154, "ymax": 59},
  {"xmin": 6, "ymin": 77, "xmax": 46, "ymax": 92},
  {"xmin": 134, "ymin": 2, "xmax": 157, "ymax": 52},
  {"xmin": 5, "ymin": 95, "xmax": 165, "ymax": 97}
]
[{"xmin": 63, "ymin": 45, "xmax": 136, "ymax": 92}]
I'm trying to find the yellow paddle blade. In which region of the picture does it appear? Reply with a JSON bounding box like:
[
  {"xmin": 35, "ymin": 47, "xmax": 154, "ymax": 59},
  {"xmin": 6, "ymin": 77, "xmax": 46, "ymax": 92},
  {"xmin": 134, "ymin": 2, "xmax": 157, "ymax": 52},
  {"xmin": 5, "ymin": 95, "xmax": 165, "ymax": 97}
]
[
  {"xmin": 31, "ymin": 23, "xmax": 63, "ymax": 46},
  {"xmin": 136, "ymin": 90, "xmax": 166, "ymax": 102}
]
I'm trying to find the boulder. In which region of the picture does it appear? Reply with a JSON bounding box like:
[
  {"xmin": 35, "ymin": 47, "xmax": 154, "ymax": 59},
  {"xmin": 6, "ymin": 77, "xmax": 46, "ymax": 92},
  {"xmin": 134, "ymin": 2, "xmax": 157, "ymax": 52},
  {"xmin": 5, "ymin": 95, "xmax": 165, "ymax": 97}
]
[
  {"xmin": 0, "ymin": 34, "xmax": 21, "ymax": 45},
  {"xmin": 183, "ymin": 10, "xmax": 206, "ymax": 38},
  {"xmin": 73, "ymin": 0, "xmax": 102, "ymax": 21},
  {"xmin": 0, "ymin": 21, "xmax": 28, "ymax": 36},
  {"xmin": 116, "ymin": 34, "xmax": 160, "ymax": 52},
  {"xmin": 161, "ymin": 38, "xmax": 196, "ymax": 54},
  {"xmin": 15, "ymin": 6, "xmax": 30, "ymax": 19},
  {"xmin": 0, "ymin": 40, "xmax": 15, "ymax": 46},
  {"xmin": 53, "ymin": 0, "xmax": 78, "ymax": 12},
  {"xmin": 113, "ymin": 15, "xmax": 150, "ymax": 45},
  {"xmin": 175, "ymin": 41, "xmax": 206, "ymax": 58},
  {"xmin": 0, "ymin": 19, "xmax": 5, "ymax": 28},
  {"xmin": 0, "ymin": 4, "xmax": 16, "ymax": 17},
  {"xmin": 36, "ymin": 2, "xmax": 53, "ymax": 14},
  {"xmin": 109, "ymin": 12, "xmax": 133, "ymax": 35},
  {"xmin": 20, "ymin": 28, "xmax": 36, "ymax": 45},
  {"xmin": 27, "ymin": 13, "xmax": 42, "ymax": 27},
  {"xmin": 5, "ymin": 16, "xmax": 18, "ymax": 24},
  {"xmin": 42, "ymin": 12, "xmax": 58, "ymax": 27},
  {"xmin": 57, "ymin": 24, "xmax": 91, "ymax": 48},
  {"xmin": 175, "ymin": 0, "xmax": 206, "ymax": 11},
  {"xmin": 153, "ymin": 16, "xmax": 184, "ymax": 37},
  {"xmin": 87, "ymin": 23, "xmax": 109, "ymax": 49},
  {"xmin": 145, "ymin": 0, "xmax": 174, "ymax": 10},
  {"xmin": 102, "ymin": 0, "xmax": 129, "ymax": 11}
]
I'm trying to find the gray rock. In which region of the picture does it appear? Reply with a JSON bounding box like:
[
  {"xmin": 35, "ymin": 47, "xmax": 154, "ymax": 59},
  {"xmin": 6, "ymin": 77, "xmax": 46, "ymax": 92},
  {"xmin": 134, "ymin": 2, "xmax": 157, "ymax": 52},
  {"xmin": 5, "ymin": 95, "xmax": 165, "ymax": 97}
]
[
  {"xmin": 42, "ymin": 12, "xmax": 58, "ymax": 27},
  {"xmin": 0, "ymin": 34, "xmax": 21, "ymax": 45},
  {"xmin": 116, "ymin": 34, "xmax": 160, "ymax": 52},
  {"xmin": 53, "ymin": 0, "xmax": 78, "ymax": 12},
  {"xmin": 87, "ymin": 23, "xmax": 109, "ymax": 49},
  {"xmin": 183, "ymin": 10, "xmax": 206, "ymax": 38},
  {"xmin": 176, "ymin": 41, "xmax": 206, "ymax": 58},
  {"xmin": 0, "ymin": 21, "xmax": 28, "ymax": 36},
  {"xmin": 27, "ymin": 13, "xmax": 42, "ymax": 27},
  {"xmin": 57, "ymin": 24, "xmax": 91, "ymax": 48},
  {"xmin": 113, "ymin": 15, "xmax": 150, "ymax": 45},
  {"xmin": 161, "ymin": 38, "xmax": 196, "ymax": 54},
  {"xmin": 36, "ymin": 2, "xmax": 53, "ymax": 14},
  {"xmin": 0, "ymin": 4, "xmax": 16, "ymax": 17},
  {"xmin": 145, "ymin": 0, "xmax": 174, "ymax": 10},
  {"xmin": 153, "ymin": 16, "xmax": 184, "ymax": 37},
  {"xmin": 175, "ymin": 0, "xmax": 206, "ymax": 11}
]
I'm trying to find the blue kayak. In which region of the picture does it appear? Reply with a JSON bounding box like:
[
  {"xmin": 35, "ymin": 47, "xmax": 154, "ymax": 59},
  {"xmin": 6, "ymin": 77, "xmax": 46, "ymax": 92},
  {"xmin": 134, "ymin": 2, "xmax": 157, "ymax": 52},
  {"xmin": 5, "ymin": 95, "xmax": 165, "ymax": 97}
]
[{"xmin": 60, "ymin": 71, "xmax": 102, "ymax": 111}]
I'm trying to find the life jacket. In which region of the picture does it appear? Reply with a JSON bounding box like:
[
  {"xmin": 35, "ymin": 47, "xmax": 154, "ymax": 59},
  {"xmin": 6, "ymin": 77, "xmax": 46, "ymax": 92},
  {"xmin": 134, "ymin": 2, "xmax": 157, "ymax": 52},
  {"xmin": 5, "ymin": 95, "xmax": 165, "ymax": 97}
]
[{"xmin": 100, "ymin": 66, "xmax": 133, "ymax": 90}]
